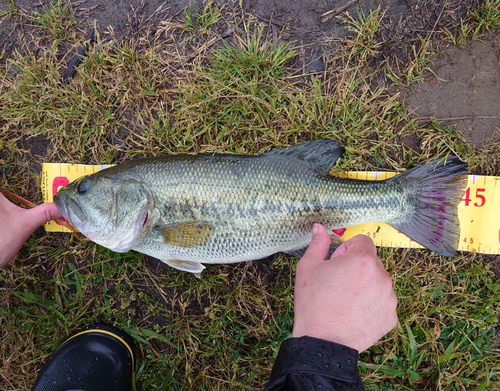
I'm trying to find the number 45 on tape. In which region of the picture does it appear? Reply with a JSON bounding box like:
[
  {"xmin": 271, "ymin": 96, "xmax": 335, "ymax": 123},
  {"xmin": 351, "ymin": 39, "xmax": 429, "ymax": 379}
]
[
  {"xmin": 41, "ymin": 163, "xmax": 500, "ymax": 255},
  {"xmin": 336, "ymin": 172, "xmax": 500, "ymax": 255}
]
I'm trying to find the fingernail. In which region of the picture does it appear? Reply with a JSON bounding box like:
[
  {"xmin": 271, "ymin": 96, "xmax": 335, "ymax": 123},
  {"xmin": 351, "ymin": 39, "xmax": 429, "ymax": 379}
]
[{"xmin": 312, "ymin": 223, "xmax": 319, "ymax": 235}]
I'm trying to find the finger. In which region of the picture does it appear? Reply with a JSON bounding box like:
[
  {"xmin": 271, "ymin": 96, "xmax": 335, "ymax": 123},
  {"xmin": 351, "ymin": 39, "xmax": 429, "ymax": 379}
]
[
  {"xmin": 333, "ymin": 234, "xmax": 388, "ymax": 274},
  {"xmin": 21, "ymin": 202, "xmax": 62, "ymax": 231},
  {"xmin": 330, "ymin": 240, "xmax": 349, "ymax": 259},
  {"xmin": 332, "ymin": 234, "xmax": 377, "ymax": 259},
  {"xmin": 299, "ymin": 223, "xmax": 331, "ymax": 266}
]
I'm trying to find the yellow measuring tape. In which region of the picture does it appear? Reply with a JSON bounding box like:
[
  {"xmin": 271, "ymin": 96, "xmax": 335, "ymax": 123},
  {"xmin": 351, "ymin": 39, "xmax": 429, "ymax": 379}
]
[
  {"xmin": 332, "ymin": 171, "xmax": 499, "ymax": 255},
  {"xmin": 41, "ymin": 163, "xmax": 500, "ymax": 255}
]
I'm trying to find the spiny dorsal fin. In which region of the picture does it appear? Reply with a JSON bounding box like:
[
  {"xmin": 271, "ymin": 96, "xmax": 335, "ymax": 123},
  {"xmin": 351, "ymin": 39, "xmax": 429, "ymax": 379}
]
[
  {"xmin": 155, "ymin": 220, "xmax": 215, "ymax": 248},
  {"xmin": 263, "ymin": 139, "xmax": 344, "ymax": 175}
]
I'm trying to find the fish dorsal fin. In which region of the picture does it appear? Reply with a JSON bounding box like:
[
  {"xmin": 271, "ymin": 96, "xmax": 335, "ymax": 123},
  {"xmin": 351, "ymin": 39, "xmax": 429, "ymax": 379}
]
[
  {"xmin": 162, "ymin": 259, "xmax": 206, "ymax": 277},
  {"xmin": 154, "ymin": 220, "xmax": 215, "ymax": 247},
  {"xmin": 263, "ymin": 139, "xmax": 344, "ymax": 175}
]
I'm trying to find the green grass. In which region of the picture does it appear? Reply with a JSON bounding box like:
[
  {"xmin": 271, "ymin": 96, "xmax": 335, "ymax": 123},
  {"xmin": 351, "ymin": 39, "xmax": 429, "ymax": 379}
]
[
  {"xmin": 444, "ymin": 0, "xmax": 500, "ymax": 44},
  {"xmin": 0, "ymin": 2, "xmax": 499, "ymax": 390},
  {"xmin": 360, "ymin": 251, "xmax": 499, "ymax": 390},
  {"xmin": 0, "ymin": 0, "xmax": 19, "ymax": 19},
  {"xmin": 181, "ymin": 0, "xmax": 222, "ymax": 36},
  {"xmin": 30, "ymin": 0, "xmax": 77, "ymax": 41},
  {"xmin": 338, "ymin": 7, "xmax": 384, "ymax": 59},
  {"xmin": 384, "ymin": 34, "xmax": 436, "ymax": 86}
]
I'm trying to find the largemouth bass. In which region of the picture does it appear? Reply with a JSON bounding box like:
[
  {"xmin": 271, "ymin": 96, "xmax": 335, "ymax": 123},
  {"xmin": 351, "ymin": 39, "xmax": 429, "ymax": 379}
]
[{"xmin": 54, "ymin": 140, "xmax": 468, "ymax": 275}]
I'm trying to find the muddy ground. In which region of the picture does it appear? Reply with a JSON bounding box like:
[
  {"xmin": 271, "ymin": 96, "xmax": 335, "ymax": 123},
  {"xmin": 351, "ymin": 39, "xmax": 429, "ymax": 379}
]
[{"xmin": 1, "ymin": 0, "xmax": 499, "ymax": 144}]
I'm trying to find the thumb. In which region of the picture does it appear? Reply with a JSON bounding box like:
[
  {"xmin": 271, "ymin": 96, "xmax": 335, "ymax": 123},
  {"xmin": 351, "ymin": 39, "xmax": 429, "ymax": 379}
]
[
  {"xmin": 21, "ymin": 202, "xmax": 62, "ymax": 231},
  {"xmin": 300, "ymin": 223, "xmax": 331, "ymax": 265}
]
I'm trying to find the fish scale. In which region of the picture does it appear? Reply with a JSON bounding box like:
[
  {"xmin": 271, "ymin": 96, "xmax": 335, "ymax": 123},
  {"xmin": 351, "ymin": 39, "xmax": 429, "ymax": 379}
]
[{"xmin": 54, "ymin": 139, "xmax": 468, "ymax": 275}]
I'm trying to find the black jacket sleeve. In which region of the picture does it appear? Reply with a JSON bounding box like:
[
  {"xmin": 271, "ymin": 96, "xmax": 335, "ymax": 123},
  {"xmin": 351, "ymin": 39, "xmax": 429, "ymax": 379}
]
[{"xmin": 264, "ymin": 336, "xmax": 364, "ymax": 391}]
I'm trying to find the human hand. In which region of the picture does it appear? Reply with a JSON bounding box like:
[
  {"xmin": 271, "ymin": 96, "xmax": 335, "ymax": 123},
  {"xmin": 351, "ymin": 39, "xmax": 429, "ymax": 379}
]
[
  {"xmin": 0, "ymin": 193, "xmax": 61, "ymax": 267},
  {"xmin": 292, "ymin": 223, "xmax": 398, "ymax": 352}
]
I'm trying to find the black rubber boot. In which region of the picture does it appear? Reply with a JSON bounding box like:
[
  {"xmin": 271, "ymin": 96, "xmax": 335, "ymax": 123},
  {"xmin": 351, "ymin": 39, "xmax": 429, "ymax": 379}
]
[{"xmin": 31, "ymin": 323, "xmax": 135, "ymax": 391}]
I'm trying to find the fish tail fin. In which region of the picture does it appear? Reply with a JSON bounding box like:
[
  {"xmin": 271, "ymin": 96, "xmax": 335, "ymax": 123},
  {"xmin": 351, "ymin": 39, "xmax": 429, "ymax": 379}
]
[{"xmin": 388, "ymin": 156, "xmax": 468, "ymax": 256}]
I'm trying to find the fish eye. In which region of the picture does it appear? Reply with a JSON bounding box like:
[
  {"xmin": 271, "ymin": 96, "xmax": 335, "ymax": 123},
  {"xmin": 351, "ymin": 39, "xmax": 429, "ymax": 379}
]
[{"xmin": 77, "ymin": 178, "xmax": 90, "ymax": 194}]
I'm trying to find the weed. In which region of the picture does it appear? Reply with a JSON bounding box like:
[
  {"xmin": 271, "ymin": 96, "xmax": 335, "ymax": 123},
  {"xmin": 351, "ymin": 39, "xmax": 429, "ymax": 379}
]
[
  {"xmin": 444, "ymin": 0, "xmax": 500, "ymax": 44},
  {"xmin": 30, "ymin": 0, "xmax": 76, "ymax": 41},
  {"xmin": 473, "ymin": 0, "xmax": 500, "ymax": 31},
  {"xmin": 339, "ymin": 7, "xmax": 384, "ymax": 60},
  {"xmin": 386, "ymin": 35, "xmax": 436, "ymax": 86},
  {"xmin": 181, "ymin": 0, "xmax": 222, "ymax": 36},
  {"xmin": 0, "ymin": 0, "xmax": 19, "ymax": 19}
]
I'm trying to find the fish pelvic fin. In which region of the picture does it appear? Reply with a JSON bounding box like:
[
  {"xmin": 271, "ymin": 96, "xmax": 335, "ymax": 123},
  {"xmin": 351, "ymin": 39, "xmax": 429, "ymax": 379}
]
[
  {"xmin": 388, "ymin": 156, "xmax": 468, "ymax": 256},
  {"xmin": 263, "ymin": 139, "xmax": 344, "ymax": 175},
  {"xmin": 154, "ymin": 220, "xmax": 215, "ymax": 248},
  {"xmin": 162, "ymin": 259, "xmax": 206, "ymax": 276}
]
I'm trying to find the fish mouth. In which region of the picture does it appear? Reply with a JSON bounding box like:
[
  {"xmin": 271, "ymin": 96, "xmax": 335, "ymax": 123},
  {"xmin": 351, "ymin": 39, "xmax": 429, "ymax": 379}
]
[
  {"xmin": 53, "ymin": 192, "xmax": 67, "ymax": 217},
  {"xmin": 54, "ymin": 193, "xmax": 87, "ymax": 225}
]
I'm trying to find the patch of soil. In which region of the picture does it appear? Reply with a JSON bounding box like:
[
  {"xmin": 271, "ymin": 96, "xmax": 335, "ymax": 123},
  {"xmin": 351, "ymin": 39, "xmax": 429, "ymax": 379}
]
[
  {"xmin": 404, "ymin": 32, "xmax": 500, "ymax": 144},
  {"xmin": 17, "ymin": 133, "xmax": 52, "ymax": 159}
]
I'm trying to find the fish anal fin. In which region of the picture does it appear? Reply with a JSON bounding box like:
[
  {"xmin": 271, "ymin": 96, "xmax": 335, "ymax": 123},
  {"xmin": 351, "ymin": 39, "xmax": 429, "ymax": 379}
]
[
  {"xmin": 155, "ymin": 220, "xmax": 215, "ymax": 248},
  {"xmin": 284, "ymin": 247, "xmax": 308, "ymax": 259},
  {"xmin": 162, "ymin": 259, "xmax": 206, "ymax": 277},
  {"xmin": 263, "ymin": 139, "xmax": 344, "ymax": 175},
  {"xmin": 327, "ymin": 230, "xmax": 345, "ymax": 256},
  {"xmin": 285, "ymin": 230, "xmax": 344, "ymax": 259}
]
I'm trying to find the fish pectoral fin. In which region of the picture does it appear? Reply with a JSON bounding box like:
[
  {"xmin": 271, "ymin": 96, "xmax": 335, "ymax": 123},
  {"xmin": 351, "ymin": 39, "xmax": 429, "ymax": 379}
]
[
  {"xmin": 154, "ymin": 220, "xmax": 215, "ymax": 248},
  {"xmin": 285, "ymin": 230, "xmax": 345, "ymax": 259},
  {"xmin": 162, "ymin": 259, "xmax": 206, "ymax": 276},
  {"xmin": 263, "ymin": 139, "xmax": 344, "ymax": 175}
]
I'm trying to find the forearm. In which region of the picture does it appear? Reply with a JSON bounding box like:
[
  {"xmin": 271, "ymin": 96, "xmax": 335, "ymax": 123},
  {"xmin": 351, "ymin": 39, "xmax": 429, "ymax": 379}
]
[{"xmin": 264, "ymin": 336, "xmax": 364, "ymax": 391}]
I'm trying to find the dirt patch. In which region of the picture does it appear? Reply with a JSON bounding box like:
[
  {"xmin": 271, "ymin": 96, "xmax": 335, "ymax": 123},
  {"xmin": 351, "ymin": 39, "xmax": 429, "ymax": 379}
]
[{"xmin": 405, "ymin": 32, "xmax": 500, "ymax": 145}]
